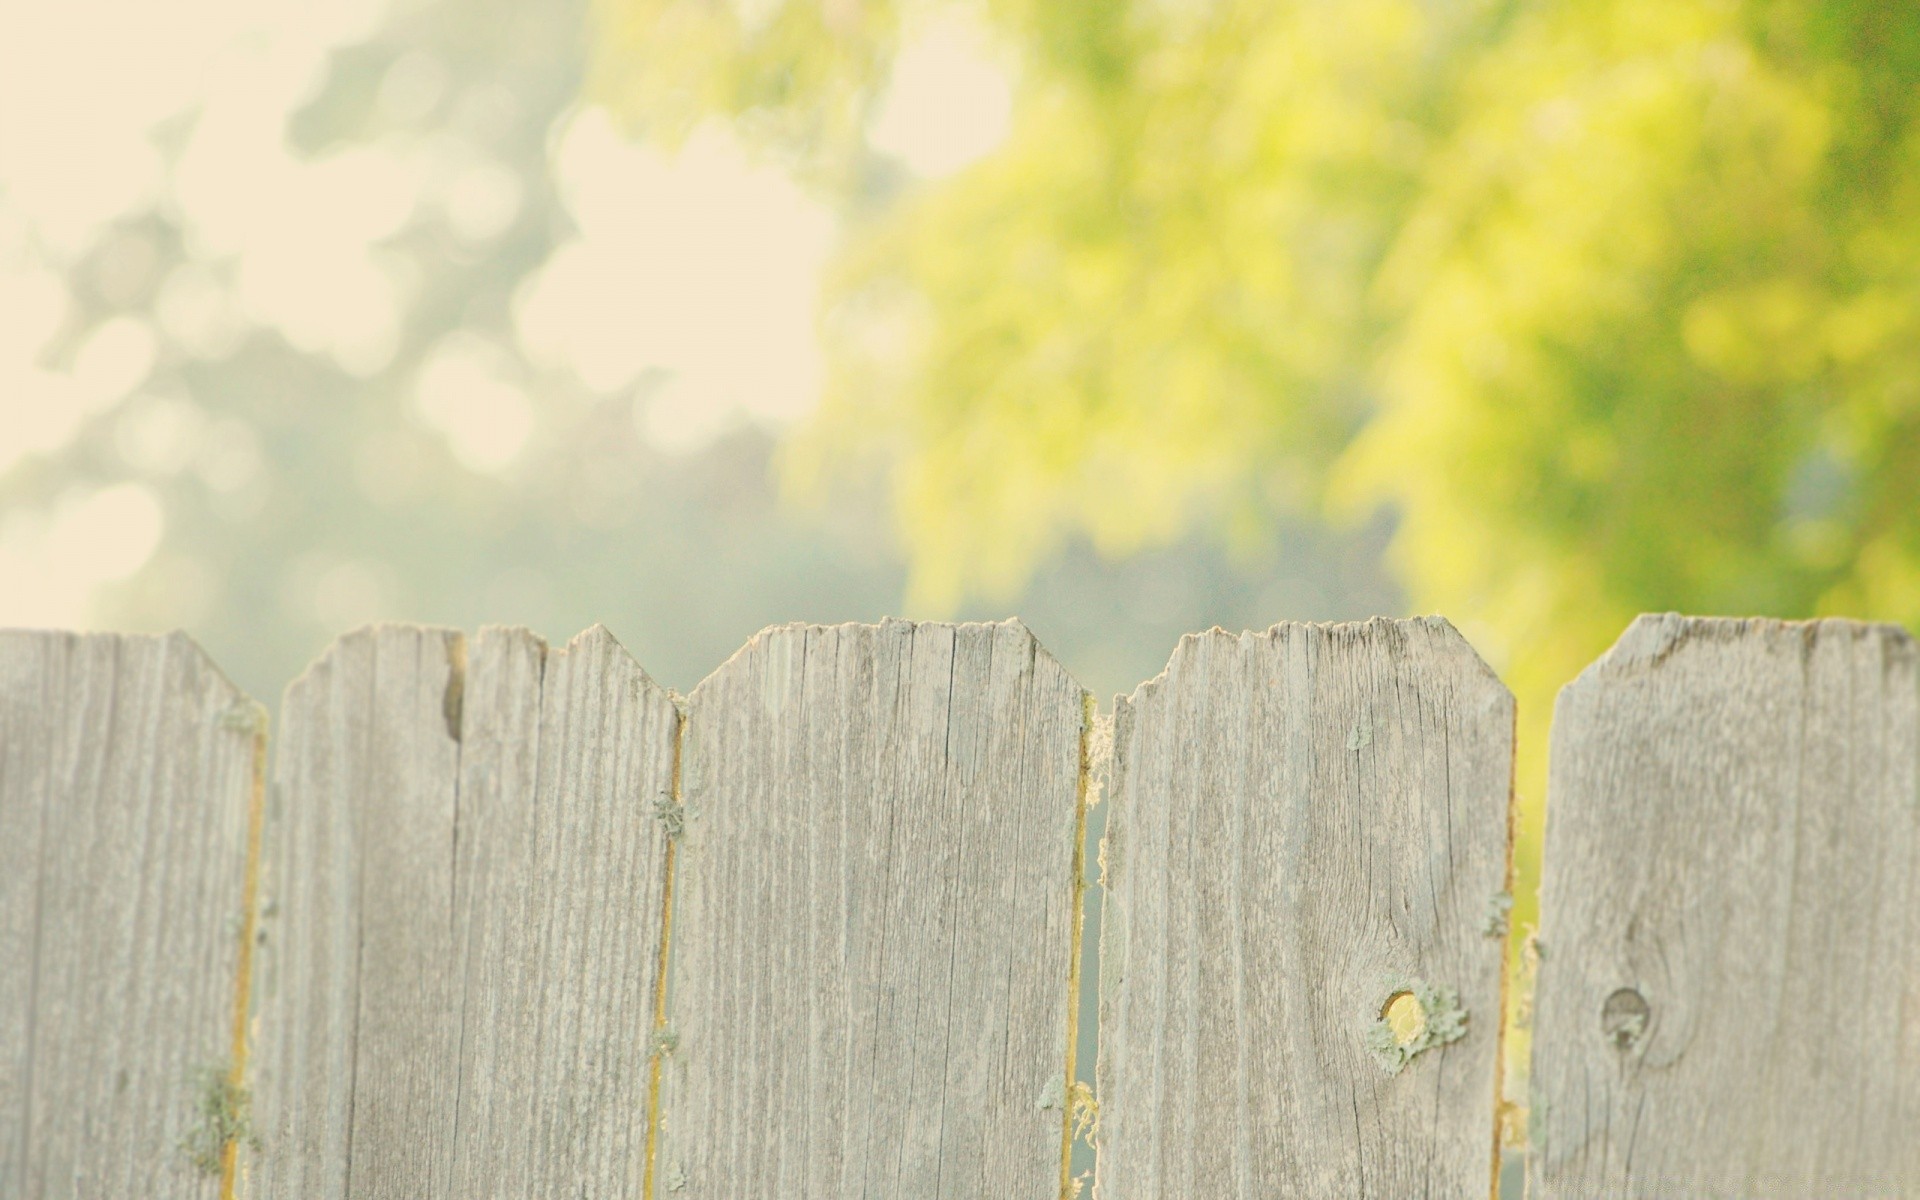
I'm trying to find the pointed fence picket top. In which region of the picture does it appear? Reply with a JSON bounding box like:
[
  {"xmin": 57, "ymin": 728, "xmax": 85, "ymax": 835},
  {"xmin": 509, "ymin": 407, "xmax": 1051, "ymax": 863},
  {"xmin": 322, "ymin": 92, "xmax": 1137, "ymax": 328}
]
[
  {"xmin": 245, "ymin": 624, "xmax": 677, "ymax": 1198},
  {"xmin": 654, "ymin": 619, "xmax": 1089, "ymax": 1198},
  {"xmin": 0, "ymin": 631, "xmax": 263, "ymax": 1199},
  {"xmin": 1095, "ymin": 618, "xmax": 1515, "ymax": 1198},
  {"xmin": 1528, "ymin": 616, "xmax": 1920, "ymax": 1196}
]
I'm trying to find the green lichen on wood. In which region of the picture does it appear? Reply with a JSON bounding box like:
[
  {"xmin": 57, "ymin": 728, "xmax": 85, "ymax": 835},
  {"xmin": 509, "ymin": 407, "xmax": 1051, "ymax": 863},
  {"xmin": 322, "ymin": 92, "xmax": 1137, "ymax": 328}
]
[
  {"xmin": 1365, "ymin": 978, "xmax": 1468, "ymax": 1076},
  {"xmin": 1481, "ymin": 891, "xmax": 1514, "ymax": 937},
  {"xmin": 651, "ymin": 1026, "xmax": 680, "ymax": 1059},
  {"xmin": 652, "ymin": 791, "xmax": 685, "ymax": 840},
  {"xmin": 218, "ymin": 699, "xmax": 264, "ymax": 736},
  {"xmin": 180, "ymin": 1063, "xmax": 257, "ymax": 1176}
]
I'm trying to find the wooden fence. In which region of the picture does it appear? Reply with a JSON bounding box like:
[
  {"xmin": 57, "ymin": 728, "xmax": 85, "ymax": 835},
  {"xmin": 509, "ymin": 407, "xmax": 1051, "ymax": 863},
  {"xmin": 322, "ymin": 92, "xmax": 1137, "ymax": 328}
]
[{"xmin": 1, "ymin": 615, "xmax": 1915, "ymax": 1198}]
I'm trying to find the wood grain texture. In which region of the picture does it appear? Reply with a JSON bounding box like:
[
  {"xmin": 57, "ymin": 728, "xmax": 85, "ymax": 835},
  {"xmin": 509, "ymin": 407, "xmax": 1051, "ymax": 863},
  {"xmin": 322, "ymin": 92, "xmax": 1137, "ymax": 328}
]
[
  {"xmin": 1095, "ymin": 618, "xmax": 1514, "ymax": 1199},
  {"xmin": 446, "ymin": 626, "xmax": 677, "ymax": 1196},
  {"xmin": 247, "ymin": 625, "xmax": 463, "ymax": 1200},
  {"xmin": 656, "ymin": 619, "xmax": 1087, "ymax": 1199},
  {"xmin": 245, "ymin": 624, "xmax": 674, "ymax": 1199},
  {"xmin": 1529, "ymin": 615, "xmax": 1920, "ymax": 1197},
  {"xmin": 0, "ymin": 630, "xmax": 261, "ymax": 1199}
]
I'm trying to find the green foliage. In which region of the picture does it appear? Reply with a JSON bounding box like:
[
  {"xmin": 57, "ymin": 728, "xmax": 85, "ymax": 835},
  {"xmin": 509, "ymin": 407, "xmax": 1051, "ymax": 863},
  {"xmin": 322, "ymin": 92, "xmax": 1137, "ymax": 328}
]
[
  {"xmin": 590, "ymin": 0, "xmax": 904, "ymax": 182},
  {"xmin": 591, "ymin": 0, "xmax": 1920, "ymax": 649},
  {"xmin": 1347, "ymin": 0, "xmax": 1920, "ymax": 708},
  {"xmin": 794, "ymin": 0, "xmax": 1495, "ymax": 609}
]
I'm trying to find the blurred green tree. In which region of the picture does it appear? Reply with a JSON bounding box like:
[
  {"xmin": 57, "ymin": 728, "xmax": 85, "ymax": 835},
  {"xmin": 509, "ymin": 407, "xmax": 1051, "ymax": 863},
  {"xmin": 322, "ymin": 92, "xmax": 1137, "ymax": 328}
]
[
  {"xmin": 591, "ymin": 0, "xmax": 1920, "ymax": 1071},
  {"xmin": 592, "ymin": 0, "xmax": 1920, "ymax": 652}
]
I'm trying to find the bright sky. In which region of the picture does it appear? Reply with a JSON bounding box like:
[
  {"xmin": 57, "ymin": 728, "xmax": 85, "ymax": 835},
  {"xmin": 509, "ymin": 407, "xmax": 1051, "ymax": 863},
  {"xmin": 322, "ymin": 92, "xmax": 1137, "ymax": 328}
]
[{"xmin": 0, "ymin": 0, "xmax": 1013, "ymax": 627}]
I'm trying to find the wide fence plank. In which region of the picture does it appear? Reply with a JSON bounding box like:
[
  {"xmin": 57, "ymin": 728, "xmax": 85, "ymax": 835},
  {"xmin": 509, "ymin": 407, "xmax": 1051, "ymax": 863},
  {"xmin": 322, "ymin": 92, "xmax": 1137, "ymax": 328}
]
[
  {"xmin": 246, "ymin": 625, "xmax": 675, "ymax": 1198},
  {"xmin": 1095, "ymin": 618, "xmax": 1514, "ymax": 1198},
  {"xmin": 655, "ymin": 619, "xmax": 1088, "ymax": 1198},
  {"xmin": 1529, "ymin": 615, "xmax": 1920, "ymax": 1196},
  {"xmin": 0, "ymin": 631, "xmax": 262, "ymax": 1198}
]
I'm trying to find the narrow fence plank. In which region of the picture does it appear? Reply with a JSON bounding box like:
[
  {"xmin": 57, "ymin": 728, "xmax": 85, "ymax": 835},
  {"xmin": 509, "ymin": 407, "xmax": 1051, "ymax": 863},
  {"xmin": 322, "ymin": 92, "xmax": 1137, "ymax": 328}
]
[
  {"xmin": 1529, "ymin": 615, "xmax": 1920, "ymax": 1197},
  {"xmin": 249, "ymin": 625, "xmax": 463, "ymax": 1200},
  {"xmin": 656, "ymin": 619, "xmax": 1087, "ymax": 1198},
  {"xmin": 1095, "ymin": 618, "xmax": 1514, "ymax": 1198},
  {"xmin": 247, "ymin": 625, "xmax": 675, "ymax": 1198},
  {"xmin": 0, "ymin": 631, "xmax": 262, "ymax": 1198}
]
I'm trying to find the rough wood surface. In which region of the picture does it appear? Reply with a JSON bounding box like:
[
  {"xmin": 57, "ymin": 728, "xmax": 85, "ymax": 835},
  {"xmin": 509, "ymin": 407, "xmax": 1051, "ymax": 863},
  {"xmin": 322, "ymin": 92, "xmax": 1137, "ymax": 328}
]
[
  {"xmin": 1529, "ymin": 615, "xmax": 1920, "ymax": 1197},
  {"xmin": 1095, "ymin": 618, "xmax": 1514, "ymax": 1198},
  {"xmin": 0, "ymin": 631, "xmax": 261, "ymax": 1199},
  {"xmin": 245, "ymin": 625, "xmax": 675, "ymax": 1198},
  {"xmin": 656, "ymin": 619, "xmax": 1087, "ymax": 1198},
  {"xmin": 446, "ymin": 626, "xmax": 677, "ymax": 1196}
]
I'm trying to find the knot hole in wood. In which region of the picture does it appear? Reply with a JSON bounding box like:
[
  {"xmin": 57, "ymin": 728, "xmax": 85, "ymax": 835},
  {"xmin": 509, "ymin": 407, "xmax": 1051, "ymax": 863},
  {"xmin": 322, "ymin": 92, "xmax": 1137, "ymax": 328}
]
[{"xmin": 1602, "ymin": 987, "xmax": 1651, "ymax": 1051}]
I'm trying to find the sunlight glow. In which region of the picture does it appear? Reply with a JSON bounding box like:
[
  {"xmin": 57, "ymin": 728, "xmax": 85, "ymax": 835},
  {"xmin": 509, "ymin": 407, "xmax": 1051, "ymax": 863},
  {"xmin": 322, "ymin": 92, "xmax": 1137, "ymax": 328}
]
[
  {"xmin": 0, "ymin": 484, "xmax": 166, "ymax": 628},
  {"xmin": 0, "ymin": 0, "xmax": 1020, "ymax": 622},
  {"xmin": 515, "ymin": 108, "xmax": 835, "ymax": 450},
  {"xmin": 414, "ymin": 333, "xmax": 537, "ymax": 473},
  {"xmin": 869, "ymin": 16, "xmax": 1014, "ymax": 177}
]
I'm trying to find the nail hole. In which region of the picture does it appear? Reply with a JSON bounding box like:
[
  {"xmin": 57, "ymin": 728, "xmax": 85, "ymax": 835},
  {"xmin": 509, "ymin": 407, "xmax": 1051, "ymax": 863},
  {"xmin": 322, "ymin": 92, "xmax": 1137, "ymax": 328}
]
[{"xmin": 1601, "ymin": 987, "xmax": 1650, "ymax": 1050}]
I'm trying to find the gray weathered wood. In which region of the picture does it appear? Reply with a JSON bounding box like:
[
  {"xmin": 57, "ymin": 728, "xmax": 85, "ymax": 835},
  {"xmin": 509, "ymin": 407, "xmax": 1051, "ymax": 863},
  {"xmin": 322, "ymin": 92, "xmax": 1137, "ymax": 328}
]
[
  {"xmin": 1, "ymin": 631, "xmax": 262, "ymax": 1198},
  {"xmin": 245, "ymin": 624, "xmax": 675, "ymax": 1198},
  {"xmin": 1529, "ymin": 615, "xmax": 1920, "ymax": 1197},
  {"xmin": 1095, "ymin": 618, "xmax": 1514, "ymax": 1198},
  {"xmin": 446, "ymin": 626, "xmax": 677, "ymax": 1195},
  {"xmin": 656, "ymin": 619, "xmax": 1087, "ymax": 1198},
  {"xmin": 247, "ymin": 625, "xmax": 462, "ymax": 1199}
]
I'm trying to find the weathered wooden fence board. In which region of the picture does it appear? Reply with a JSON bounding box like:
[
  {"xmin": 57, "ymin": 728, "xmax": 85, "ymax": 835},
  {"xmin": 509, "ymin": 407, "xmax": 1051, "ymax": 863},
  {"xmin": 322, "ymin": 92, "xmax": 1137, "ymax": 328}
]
[
  {"xmin": 248, "ymin": 625, "xmax": 463, "ymax": 1198},
  {"xmin": 446, "ymin": 626, "xmax": 676, "ymax": 1195},
  {"xmin": 0, "ymin": 631, "xmax": 261, "ymax": 1199},
  {"xmin": 1529, "ymin": 616, "xmax": 1920, "ymax": 1196},
  {"xmin": 246, "ymin": 625, "xmax": 675, "ymax": 1198},
  {"xmin": 1095, "ymin": 618, "xmax": 1514, "ymax": 1198},
  {"xmin": 655, "ymin": 619, "xmax": 1087, "ymax": 1198}
]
